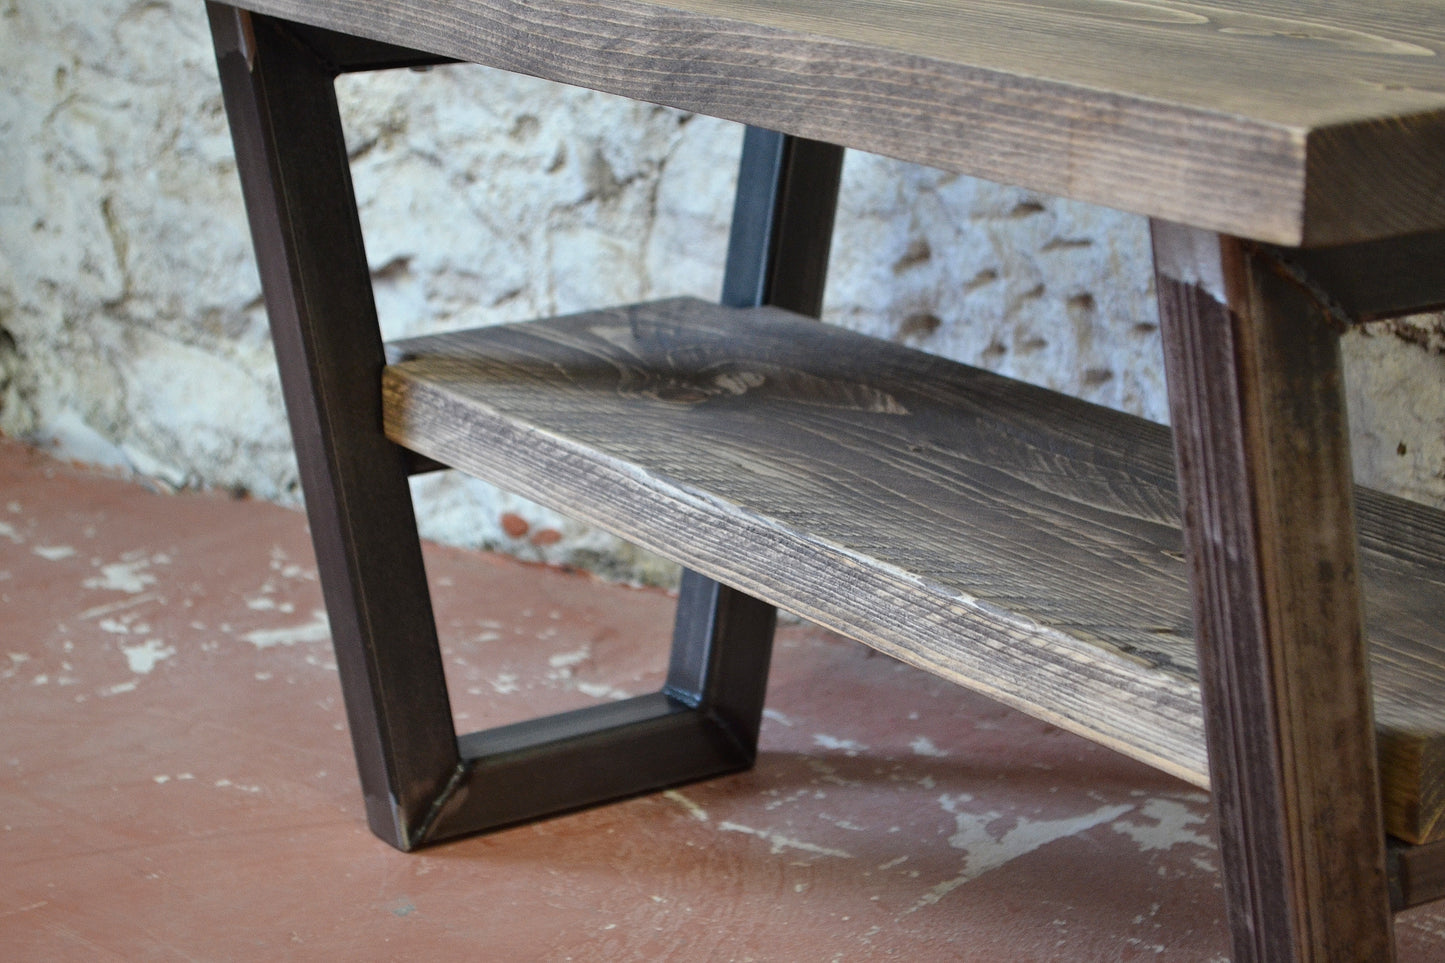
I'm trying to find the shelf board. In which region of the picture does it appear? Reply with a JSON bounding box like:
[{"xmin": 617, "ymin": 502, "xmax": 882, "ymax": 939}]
[{"xmin": 383, "ymin": 297, "xmax": 1445, "ymax": 844}]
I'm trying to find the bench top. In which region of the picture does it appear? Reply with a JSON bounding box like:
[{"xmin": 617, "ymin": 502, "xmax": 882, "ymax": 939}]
[{"xmin": 228, "ymin": 0, "xmax": 1445, "ymax": 246}]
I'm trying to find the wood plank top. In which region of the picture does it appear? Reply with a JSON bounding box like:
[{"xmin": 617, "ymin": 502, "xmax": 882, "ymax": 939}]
[
  {"xmin": 229, "ymin": 0, "xmax": 1445, "ymax": 244},
  {"xmin": 382, "ymin": 298, "xmax": 1445, "ymax": 843}
]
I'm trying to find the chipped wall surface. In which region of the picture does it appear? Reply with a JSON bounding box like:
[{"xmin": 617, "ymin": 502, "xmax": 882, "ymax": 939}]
[{"xmin": 3, "ymin": 0, "xmax": 1444, "ymax": 584}]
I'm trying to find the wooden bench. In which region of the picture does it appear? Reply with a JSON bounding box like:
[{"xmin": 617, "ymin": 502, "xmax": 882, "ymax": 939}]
[{"xmin": 205, "ymin": 1, "xmax": 1445, "ymax": 958}]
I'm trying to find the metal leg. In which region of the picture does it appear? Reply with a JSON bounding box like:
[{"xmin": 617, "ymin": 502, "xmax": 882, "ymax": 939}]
[
  {"xmin": 210, "ymin": 4, "xmax": 843, "ymax": 850},
  {"xmin": 666, "ymin": 126, "xmax": 845, "ymax": 760},
  {"xmin": 1152, "ymin": 221, "xmax": 1395, "ymax": 961},
  {"xmin": 209, "ymin": 3, "xmax": 458, "ymax": 851}
]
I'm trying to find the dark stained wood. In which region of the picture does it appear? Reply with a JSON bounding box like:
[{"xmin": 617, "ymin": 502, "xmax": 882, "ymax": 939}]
[
  {"xmin": 1380, "ymin": 728, "xmax": 1445, "ymax": 848},
  {"xmin": 1153, "ymin": 221, "xmax": 1394, "ymax": 960},
  {"xmin": 380, "ymin": 297, "xmax": 1445, "ymax": 850},
  {"xmin": 1258, "ymin": 229, "xmax": 1445, "ymax": 324},
  {"xmin": 219, "ymin": 0, "xmax": 1445, "ymax": 245},
  {"xmin": 1389, "ymin": 836, "xmax": 1445, "ymax": 911}
]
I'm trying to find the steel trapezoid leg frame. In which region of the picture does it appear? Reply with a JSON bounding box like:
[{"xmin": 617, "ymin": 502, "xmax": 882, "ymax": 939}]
[
  {"xmin": 423, "ymin": 128, "xmax": 846, "ymax": 845},
  {"xmin": 212, "ymin": 3, "xmax": 848, "ymax": 848},
  {"xmin": 207, "ymin": 3, "xmax": 459, "ymax": 851},
  {"xmin": 667, "ymin": 127, "xmax": 846, "ymax": 750}
]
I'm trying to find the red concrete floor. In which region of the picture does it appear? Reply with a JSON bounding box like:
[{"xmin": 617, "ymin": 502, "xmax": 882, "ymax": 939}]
[{"xmin": 3, "ymin": 439, "xmax": 1444, "ymax": 962}]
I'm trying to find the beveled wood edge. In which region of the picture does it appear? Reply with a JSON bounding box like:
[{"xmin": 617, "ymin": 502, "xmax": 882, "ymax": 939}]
[{"xmin": 214, "ymin": 0, "xmax": 1445, "ymax": 245}]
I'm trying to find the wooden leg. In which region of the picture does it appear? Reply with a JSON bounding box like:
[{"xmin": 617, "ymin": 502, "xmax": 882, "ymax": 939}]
[{"xmin": 1151, "ymin": 221, "xmax": 1394, "ymax": 961}]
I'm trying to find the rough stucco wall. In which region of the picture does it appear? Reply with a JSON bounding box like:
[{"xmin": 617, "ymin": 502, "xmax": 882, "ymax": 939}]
[{"xmin": 3, "ymin": 0, "xmax": 1444, "ymax": 586}]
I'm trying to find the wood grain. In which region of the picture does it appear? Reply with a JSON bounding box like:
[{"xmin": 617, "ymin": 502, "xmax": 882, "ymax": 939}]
[
  {"xmin": 1154, "ymin": 221, "xmax": 1392, "ymax": 960},
  {"xmin": 223, "ymin": 0, "xmax": 1445, "ymax": 244},
  {"xmin": 380, "ymin": 297, "xmax": 1445, "ymax": 848}
]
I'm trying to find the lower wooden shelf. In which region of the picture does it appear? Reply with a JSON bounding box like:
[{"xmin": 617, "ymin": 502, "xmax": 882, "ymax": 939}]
[{"xmin": 382, "ymin": 297, "xmax": 1445, "ymax": 847}]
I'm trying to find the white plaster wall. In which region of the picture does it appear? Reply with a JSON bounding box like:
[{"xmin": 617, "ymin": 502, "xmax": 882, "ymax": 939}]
[{"xmin": 3, "ymin": 0, "xmax": 1443, "ymax": 585}]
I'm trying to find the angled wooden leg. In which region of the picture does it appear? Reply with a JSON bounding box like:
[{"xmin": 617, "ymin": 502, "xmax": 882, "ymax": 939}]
[
  {"xmin": 212, "ymin": 1, "xmax": 845, "ymax": 850},
  {"xmin": 1151, "ymin": 221, "xmax": 1395, "ymax": 961}
]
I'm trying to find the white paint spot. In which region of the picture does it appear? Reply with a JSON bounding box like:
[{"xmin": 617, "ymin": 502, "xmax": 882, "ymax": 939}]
[
  {"xmin": 1124, "ymin": 936, "xmax": 1167, "ymax": 954},
  {"xmin": 813, "ymin": 734, "xmax": 867, "ymax": 756},
  {"xmin": 547, "ymin": 645, "xmax": 590, "ymax": 669},
  {"xmin": 121, "ymin": 639, "xmax": 175, "ymax": 674},
  {"xmin": 154, "ymin": 775, "xmax": 170, "ymax": 784},
  {"xmin": 806, "ymin": 759, "xmax": 861, "ymax": 787},
  {"xmin": 762, "ymin": 708, "xmax": 795, "ymax": 727},
  {"xmin": 32, "ymin": 545, "xmax": 76, "ymax": 561},
  {"xmin": 664, "ymin": 789, "xmax": 709, "ymax": 822},
  {"xmin": 877, "ymin": 855, "xmax": 909, "ymax": 871},
  {"xmin": 474, "ymin": 631, "xmax": 501, "ymax": 643},
  {"xmin": 77, "ymin": 593, "xmax": 163, "ymax": 621},
  {"xmin": 1404, "ymin": 913, "xmax": 1445, "ymax": 941},
  {"xmin": 98, "ymin": 618, "xmax": 130, "ymax": 635},
  {"xmin": 242, "ymin": 611, "xmax": 330, "ymax": 649},
  {"xmin": 576, "ymin": 681, "xmax": 629, "ymax": 700},
  {"xmin": 102, "ymin": 681, "xmax": 139, "ymax": 696},
  {"xmin": 0, "ymin": 522, "xmax": 22, "ymax": 543},
  {"xmin": 489, "ymin": 673, "xmax": 520, "ymax": 695},
  {"xmin": 269, "ymin": 549, "xmax": 316, "ymax": 582},
  {"xmin": 910, "ymin": 736, "xmax": 949, "ymax": 757},
  {"xmin": 246, "ymin": 597, "xmax": 278, "ymax": 611},
  {"xmin": 718, "ymin": 821, "xmax": 854, "ymax": 859},
  {"xmin": 1112, "ymin": 797, "xmax": 1216, "ymax": 852},
  {"xmin": 84, "ymin": 560, "xmax": 157, "ymax": 594},
  {"xmin": 908, "ymin": 795, "xmax": 1132, "ymax": 912},
  {"xmin": 214, "ymin": 778, "xmax": 262, "ymax": 794},
  {"xmin": 32, "ymin": 674, "xmax": 49, "ymax": 686}
]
